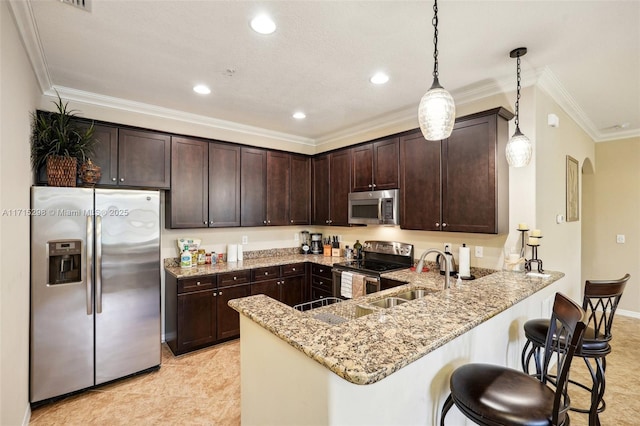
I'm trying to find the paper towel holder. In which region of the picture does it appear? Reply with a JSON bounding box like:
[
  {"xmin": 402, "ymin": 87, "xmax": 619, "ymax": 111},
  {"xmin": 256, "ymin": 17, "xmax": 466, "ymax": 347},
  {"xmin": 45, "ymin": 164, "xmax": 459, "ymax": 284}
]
[{"xmin": 457, "ymin": 243, "xmax": 475, "ymax": 280}]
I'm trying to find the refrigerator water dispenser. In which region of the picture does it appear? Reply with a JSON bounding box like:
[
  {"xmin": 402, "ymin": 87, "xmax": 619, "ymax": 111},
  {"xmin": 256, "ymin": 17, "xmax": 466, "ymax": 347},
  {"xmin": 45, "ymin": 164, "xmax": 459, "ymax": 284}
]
[{"xmin": 47, "ymin": 240, "xmax": 82, "ymax": 285}]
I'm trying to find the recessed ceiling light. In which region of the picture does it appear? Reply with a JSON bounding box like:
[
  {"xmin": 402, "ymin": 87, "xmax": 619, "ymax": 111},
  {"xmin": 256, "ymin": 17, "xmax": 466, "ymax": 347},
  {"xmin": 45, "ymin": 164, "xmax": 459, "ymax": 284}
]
[
  {"xmin": 370, "ymin": 72, "xmax": 389, "ymax": 85},
  {"xmin": 293, "ymin": 112, "xmax": 306, "ymax": 119},
  {"xmin": 193, "ymin": 84, "xmax": 211, "ymax": 95},
  {"xmin": 250, "ymin": 15, "xmax": 276, "ymax": 35}
]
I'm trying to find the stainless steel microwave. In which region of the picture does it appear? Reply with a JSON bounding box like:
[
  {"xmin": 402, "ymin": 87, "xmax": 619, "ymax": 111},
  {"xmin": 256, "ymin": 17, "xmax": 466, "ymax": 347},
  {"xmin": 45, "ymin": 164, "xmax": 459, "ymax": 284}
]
[{"xmin": 348, "ymin": 189, "xmax": 399, "ymax": 225}]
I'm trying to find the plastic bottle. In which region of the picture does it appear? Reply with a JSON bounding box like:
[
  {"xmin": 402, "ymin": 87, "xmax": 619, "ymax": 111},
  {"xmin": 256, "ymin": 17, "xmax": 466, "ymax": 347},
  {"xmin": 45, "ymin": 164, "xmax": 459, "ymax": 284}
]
[
  {"xmin": 353, "ymin": 240, "xmax": 362, "ymax": 260},
  {"xmin": 180, "ymin": 245, "xmax": 192, "ymax": 268}
]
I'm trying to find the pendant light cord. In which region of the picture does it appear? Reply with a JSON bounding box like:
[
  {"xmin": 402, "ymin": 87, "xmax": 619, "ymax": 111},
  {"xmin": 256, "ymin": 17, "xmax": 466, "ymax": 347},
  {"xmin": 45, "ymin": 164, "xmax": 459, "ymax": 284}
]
[
  {"xmin": 514, "ymin": 53, "xmax": 522, "ymax": 129},
  {"xmin": 432, "ymin": 0, "xmax": 439, "ymax": 80}
]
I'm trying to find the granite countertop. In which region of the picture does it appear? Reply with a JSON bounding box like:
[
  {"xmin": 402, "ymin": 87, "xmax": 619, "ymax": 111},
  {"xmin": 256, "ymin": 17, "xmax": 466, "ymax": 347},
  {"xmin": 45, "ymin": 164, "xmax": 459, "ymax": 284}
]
[
  {"xmin": 228, "ymin": 268, "xmax": 564, "ymax": 385},
  {"xmin": 165, "ymin": 253, "xmax": 342, "ymax": 278}
]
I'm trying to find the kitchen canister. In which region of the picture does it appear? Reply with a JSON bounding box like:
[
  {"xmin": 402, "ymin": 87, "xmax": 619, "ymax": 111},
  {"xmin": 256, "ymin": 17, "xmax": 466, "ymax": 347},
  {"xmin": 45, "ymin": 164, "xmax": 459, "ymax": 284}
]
[{"xmin": 227, "ymin": 244, "xmax": 238, "ymax": 262}]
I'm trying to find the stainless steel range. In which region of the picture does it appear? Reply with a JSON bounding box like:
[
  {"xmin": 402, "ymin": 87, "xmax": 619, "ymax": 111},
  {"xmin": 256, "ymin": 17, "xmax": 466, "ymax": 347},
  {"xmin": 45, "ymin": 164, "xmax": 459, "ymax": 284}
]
[{"xmin": 332, "ymin": 241, "xmax": 414, "ymax": 297}]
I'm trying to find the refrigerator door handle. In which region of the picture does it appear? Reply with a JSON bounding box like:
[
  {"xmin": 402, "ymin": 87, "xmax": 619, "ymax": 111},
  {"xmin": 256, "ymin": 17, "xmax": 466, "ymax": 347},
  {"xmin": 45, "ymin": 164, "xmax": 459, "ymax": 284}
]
[
  {"xmin": 86, "ymin": 215, "xmax": 93, "ymax": 315},
  {"xmin": 96, "ymin": 214, "xmax": 103, "ymax": 314}
]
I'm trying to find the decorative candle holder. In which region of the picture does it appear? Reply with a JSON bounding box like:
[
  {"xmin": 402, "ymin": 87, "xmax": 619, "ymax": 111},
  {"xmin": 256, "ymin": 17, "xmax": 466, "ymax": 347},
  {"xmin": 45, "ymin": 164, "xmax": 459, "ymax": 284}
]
[
  {"xmin": 525, "ymin": 239, "xmax": 544, "ymax": 273},
  {"xmin": 517, "ymin": 228, "xmax": 529, "ymax": 258}
]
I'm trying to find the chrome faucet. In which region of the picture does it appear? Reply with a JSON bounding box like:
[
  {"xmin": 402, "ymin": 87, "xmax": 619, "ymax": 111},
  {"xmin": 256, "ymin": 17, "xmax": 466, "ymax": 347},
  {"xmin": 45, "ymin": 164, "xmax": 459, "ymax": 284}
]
[{"xmin": 415, "ymin": 249, "xmax": 452, "ymax": 289}]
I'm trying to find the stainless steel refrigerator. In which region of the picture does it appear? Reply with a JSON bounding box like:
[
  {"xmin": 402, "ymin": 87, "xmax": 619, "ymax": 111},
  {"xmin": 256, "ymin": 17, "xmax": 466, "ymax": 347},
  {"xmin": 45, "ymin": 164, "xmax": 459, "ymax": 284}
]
[{"xmin": 30, "ymin": 186, "xmax": 161, "ymax": 404}]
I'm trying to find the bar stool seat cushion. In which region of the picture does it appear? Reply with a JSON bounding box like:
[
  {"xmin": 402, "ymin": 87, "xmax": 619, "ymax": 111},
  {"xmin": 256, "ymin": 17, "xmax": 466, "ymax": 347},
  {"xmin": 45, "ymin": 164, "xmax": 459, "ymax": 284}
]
[
  {"xmin": 449, "ymin": 363, "xmax": 556, "ymax": 426},
  {"xmin": 524, "ymin": 319, "xmax": 609, "ymax": 355}
]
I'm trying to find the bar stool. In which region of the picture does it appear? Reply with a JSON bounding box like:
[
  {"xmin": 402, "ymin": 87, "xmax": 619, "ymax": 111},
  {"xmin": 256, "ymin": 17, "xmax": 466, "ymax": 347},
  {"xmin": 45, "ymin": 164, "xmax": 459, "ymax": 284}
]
[
  {"xmin": 440, "ymin": 292, "xmax": 586, "ymax": 426},
  {"xmin": 521, "ymin": 274, "xmax": 629, "ymax": 426}
]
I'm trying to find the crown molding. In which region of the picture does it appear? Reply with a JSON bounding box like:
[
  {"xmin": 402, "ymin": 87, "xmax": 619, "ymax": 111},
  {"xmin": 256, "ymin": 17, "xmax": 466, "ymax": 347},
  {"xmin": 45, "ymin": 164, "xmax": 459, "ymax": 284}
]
[
  {"xmin": 8, "ymin": 0, "xmax": 51, "ymax": 92},
  {"xmin": 46, "ymin": 87, "xmax": 316, "ymax": 146}
]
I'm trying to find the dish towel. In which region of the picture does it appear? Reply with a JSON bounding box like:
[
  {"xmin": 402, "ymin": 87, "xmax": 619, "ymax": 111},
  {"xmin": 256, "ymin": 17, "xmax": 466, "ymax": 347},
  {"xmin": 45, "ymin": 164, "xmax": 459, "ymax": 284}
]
[
  {"xmin": 340, "ymin": 272, "xmax": 353, "ymax": 298},
  {"xmin": 351, "ymin": 273, "xmax": 365, "ymax": 298}
]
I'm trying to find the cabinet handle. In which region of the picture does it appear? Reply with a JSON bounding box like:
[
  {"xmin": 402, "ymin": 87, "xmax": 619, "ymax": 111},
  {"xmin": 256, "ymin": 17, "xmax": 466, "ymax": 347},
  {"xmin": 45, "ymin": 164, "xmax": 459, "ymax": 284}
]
[
  {"xmin": 290, "ymin": 220, "xmax": 293, "ymax": 223},
  {"xmin": 219, "ymin": 291, "xmax": 223, "ymax": 296},
  {"xmin": 267, "ymin": 220, "xmax": 271, "ymax": 224},
  {"xmin": 435, "ymin": 222, "xmax": 440, "ymax": 227},
  {"xmin": 292, "ymin": 268, "xmax": 296, "ymax": 271},
  {"xmin": 264, "ymin": 272, "xmax": 269, "ymax": 276},
  {"xmin": 368, "ymin": 184, "xmax": 373, "ymax": 188},
  {"xmin": 120, "ymin": 178, "xmax": 124, "ymax": 182},
  {"xmin": 372, "ymin": 183, "xmax": 377, "ymax": 188},
  {"xmin": 196, "ymin": 281, "xmax": 201, "ymax": 286},
  {"xmin": 263, "ymin": 220, "xmax": 267, "ymax": 224},
  {"xmin": 204, "ymin": 221, "xmax": 208, "ymax": 225},
  {"xmin": 111, "ymin": 177, "xmax": 117, "ymax": 182},
  {"xmin": 213, "ymin": 292, "xmax": 217, "ymax": 297},
  {"xmin": 442, "ymin": 222, "xmax": 447, "ymax": 228}
]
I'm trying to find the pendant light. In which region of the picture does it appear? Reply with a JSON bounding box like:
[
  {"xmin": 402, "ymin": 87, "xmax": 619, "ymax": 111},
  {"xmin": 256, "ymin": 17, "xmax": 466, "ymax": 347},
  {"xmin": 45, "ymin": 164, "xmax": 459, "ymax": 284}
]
[
  {"xmin": 505, "ymin": 47, "xmax": 533, "ymax": 167},
  {"xmin": 418, "ymin": 0, "xmax": 455, "ymax": 141}
]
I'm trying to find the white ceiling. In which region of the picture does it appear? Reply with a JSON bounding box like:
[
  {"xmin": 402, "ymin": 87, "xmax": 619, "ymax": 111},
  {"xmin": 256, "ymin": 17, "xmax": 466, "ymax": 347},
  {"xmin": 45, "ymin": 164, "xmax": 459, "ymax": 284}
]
[{"xmin": 10, "ymin": 0, "xmax": 640, "ymax": 145}]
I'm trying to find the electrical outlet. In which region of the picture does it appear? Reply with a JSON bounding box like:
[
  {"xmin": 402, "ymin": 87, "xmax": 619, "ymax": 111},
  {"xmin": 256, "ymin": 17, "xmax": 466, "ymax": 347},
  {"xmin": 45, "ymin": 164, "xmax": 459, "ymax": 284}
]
[
  {"xmin": 337, "ymin": 235, "xmax": 342, "ymax": 242},
  {"xmin": 475, "ymin": 246, "xmax": 483, "ymax": 258},
  {"xmin": 616, "ymin": 234, "xmax": 625, "ymax": 244},
  {"xmin": 444, "ymin": 243, "xmax": 452, "ymax": 253},
  {"xmin": 242, "ymin": 235, "xmax": 248, "ymax": 244},
  {"xmin": 294, "ymin": 233, "xmax": 299, "ymax": 241}
]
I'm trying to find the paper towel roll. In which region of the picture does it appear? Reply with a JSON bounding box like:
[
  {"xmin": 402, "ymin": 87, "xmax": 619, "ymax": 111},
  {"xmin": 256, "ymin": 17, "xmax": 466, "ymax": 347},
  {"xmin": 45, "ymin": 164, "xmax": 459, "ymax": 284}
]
[
  {"xmin": 227, "ymin": 244, "xmax": 238, "ymax": 262},
  {"xmin": 459, "ymin": 244, "xmax": 471, "ymax": 277},
  {"xmin": 237, "ymin": 244, "xmax": 243, "ymax": 261}
]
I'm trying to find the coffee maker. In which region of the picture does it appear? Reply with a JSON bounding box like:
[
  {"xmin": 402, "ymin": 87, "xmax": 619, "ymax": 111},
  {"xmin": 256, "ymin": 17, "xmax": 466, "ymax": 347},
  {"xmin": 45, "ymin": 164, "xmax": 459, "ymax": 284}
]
[
  {"xmin": 300, "ymin": 231, "xmax": 310, "ymax": 254},
  {"xmin": 310, "ymin": 233, "xmax": 323, "ymax": 254}
]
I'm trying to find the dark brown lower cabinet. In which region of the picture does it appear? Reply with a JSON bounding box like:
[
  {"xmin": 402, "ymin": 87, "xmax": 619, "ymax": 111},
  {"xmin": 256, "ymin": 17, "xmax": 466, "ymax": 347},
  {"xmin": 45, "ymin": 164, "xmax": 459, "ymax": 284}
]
[
  {"xmin": 310, "ymin": 263, "xmax": 333, "ymax": 300},
  {"xmin": 165, "ymin": 271, "xmax": 249, "ymax": 355},
  {"xmin": 250, "ymin": 263, "xmax": 306, "ymax": 307}
]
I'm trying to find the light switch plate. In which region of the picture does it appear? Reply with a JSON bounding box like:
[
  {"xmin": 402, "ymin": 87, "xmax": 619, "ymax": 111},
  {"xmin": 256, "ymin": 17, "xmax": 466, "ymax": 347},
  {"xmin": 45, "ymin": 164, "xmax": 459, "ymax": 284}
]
[
  {"xmin": 475, "ymin": 246, "xmax": 483, "ymax": 258},
  {"xmin": 242, "ymin": 235, "xmax": 248, "ymax": 244},
  {"xmin": 616, "ymin": 234, "xmax": 625, "ymax": 244}
]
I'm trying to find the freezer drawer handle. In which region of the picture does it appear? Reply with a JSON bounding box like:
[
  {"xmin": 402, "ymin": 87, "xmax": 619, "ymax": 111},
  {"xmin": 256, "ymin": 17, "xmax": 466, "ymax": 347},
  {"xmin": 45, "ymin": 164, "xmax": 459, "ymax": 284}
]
[
  {"xmin": 96, "ymin": 215, "xmax": 103, "ymax": 314},
  {"xmin": 86, "ymin": 215, "xmax": 93, "ymax": 315}
]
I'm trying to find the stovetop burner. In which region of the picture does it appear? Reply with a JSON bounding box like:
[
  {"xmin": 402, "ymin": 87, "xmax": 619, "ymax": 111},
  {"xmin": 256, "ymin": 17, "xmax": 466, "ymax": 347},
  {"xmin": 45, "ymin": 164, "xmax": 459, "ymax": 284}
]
[{"xmin": 333, "ymin": 260, "xmax": 408, "ymax": 274}]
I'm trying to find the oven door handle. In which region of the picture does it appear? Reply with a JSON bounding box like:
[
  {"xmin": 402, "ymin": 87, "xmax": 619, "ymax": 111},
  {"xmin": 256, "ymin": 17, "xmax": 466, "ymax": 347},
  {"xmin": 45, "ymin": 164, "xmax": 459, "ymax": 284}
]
[{"xmin": 364, "ymin": 276, "xmax": 380, "ymax": 294}]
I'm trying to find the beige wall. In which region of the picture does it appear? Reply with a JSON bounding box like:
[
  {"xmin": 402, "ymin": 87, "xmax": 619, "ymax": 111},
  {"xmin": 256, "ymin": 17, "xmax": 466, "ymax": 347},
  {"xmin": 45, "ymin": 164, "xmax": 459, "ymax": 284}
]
[
  {"xmin": 582, "ymin": 137, "xmax": 640, "ymax": 315},
  {"xmin": 0, "ymin": 2, "xmax": 42, "ymax": 424}
]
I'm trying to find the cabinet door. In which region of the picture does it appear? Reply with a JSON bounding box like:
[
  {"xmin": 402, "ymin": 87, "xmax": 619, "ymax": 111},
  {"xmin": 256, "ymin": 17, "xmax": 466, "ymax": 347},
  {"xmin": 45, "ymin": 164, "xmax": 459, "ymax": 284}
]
[
  {"xmin": 442, "ymin": 114, "xmax": 499, "ymax": 233},
  {"xmin": 209, "ymin": 143, "xmax": 241, "ymax": 227},
  {"xmin": 372, "ymin": 138, "xmax": 400, "ymax": 190},
  {"xmin": 312, "ymin": 154, "xmax": 331, "ymax": 225},
  {"xmin": 329, "ymin": 149, "xmax": 351, "ymax": 226},
  {"xmin": 280, "ymin": 276, "xmax": 305, "ymax": 307},
  {"xmin": 167, "ymin": 137, "xmax": 208, "ymax": 228},
  {"xmin": 289, "ymin": 155, "xmax": 311, "ymax": 225},
  {"xmin": 251, "ymin": 279, "xmax": 280, "ymax": 300},
  {"xmin": 266, "ymin": 151, "xmax": 290, "ymax": 226},
  {"xmin": 117, "ymin": 129, "xmax": 171, "ymax": 188},
  {"xmin": 90, "ymin": 124, "xmax": 119, "ymax": 186},
  {"xmin": 351, "ymin": 144, "xmax": 374, "ymax": 192},
  {"xmin": 399, "ymin": 130, "xmax": 442, "ymax": 231},
  {"xmin": 177, "ymin": 290, "xmax": 216, "ymax": 352},
  {"xmin": 241, "ymin": 147, "xmax": 267, "ymax": 226},
  {"xmin": 216, "ymin": 284, "xmax": 250, "ymax": 340}
]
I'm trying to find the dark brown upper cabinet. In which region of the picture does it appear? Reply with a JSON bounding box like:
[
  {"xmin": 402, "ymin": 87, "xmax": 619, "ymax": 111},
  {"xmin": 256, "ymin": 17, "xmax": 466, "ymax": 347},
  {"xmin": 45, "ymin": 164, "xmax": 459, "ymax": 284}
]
[
  {"xmin": 106, "ymin": 128, "xmax": 171, "ymax": 189},
  {"xmin": 351, "ymin": 137, "xmax": 399, "ymax": 192},
  {"xmin": 266, "ymin": 151, "xmax": 291, "ymax": 226},
  {"xmin": 289, "ymin": 154, "xmax": 311, "ymax": 225},
  {"xmin": 400, "ymin": 107, "xmax": 513, "ymax": 234},
  {"xmin": 166, "ymin": 138, "xmax": 240, "ymax": 229},
  {"xmin": 312, "ymin": 149, "xmax": 351, "ymax": 226},
  {"xmin": 240, "ymin": 147, "xmax": 268, "ymax": 227}
]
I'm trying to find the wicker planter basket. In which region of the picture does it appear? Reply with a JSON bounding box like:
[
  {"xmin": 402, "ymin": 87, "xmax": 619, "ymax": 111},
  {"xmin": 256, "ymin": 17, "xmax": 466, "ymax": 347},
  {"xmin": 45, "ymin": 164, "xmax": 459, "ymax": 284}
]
[
  {"xmin": 79, "ymin": 159, "xmax": 101, "ymax": 187},
  {"xmin": 46, "ymin": 156, "xmax": 77, "ymax": 187}
]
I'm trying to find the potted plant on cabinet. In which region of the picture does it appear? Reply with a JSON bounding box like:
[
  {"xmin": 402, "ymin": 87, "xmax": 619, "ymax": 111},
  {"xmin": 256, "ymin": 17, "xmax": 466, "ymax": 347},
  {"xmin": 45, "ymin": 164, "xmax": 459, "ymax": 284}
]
[{"xmin": 30, "ymin": 93, "xmax": 97, "ymax": 187}]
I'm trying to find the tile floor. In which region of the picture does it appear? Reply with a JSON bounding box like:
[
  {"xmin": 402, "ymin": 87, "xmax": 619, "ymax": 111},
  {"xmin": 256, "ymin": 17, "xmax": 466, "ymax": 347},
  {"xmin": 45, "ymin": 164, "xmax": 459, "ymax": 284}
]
[{"xmin": 30, "ymin": 316, "xmax": 639, "ymax": 425}]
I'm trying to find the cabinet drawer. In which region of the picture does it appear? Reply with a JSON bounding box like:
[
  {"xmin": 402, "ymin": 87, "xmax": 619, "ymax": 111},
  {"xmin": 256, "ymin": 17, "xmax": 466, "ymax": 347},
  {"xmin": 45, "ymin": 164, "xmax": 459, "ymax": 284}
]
[
  {"xmin": 281, "ymin": 262, "xmax": 305, "ymax": 277},
  {"xmin": 311, "ymin": 275, "xmax": 332, "ymax": 293},
  {"xmin": 178, "ymin": 276, "xmax": 216, "ymax": 294},
  {"xmin": 218, "ymin": 270, "xmax": 251, "ymax": 287},
  {"xmin": 251, "ymin": 266, "xmax": 281, "ymax": 282},
  {"xmin": 311, "ymin": 263, "xmax": 332, "ymax": 279}
]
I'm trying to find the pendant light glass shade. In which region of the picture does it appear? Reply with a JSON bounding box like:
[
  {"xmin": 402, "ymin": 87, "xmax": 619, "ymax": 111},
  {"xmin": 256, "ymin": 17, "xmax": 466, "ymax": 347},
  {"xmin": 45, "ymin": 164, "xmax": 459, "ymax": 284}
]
[
  {"xmin": 418, "ymin": 78, "xmax": 456, "ymax": 141},
  {"xmin": 505, "ymin": 128, "xmax": 532, "ymax": 167},
  {"xmin": 419, "ymin": 0, "xmax": 455, "ymax": 141},
  {"xmin": 506, "ymin": 47, "xmax": 532, "ymax": 167}
]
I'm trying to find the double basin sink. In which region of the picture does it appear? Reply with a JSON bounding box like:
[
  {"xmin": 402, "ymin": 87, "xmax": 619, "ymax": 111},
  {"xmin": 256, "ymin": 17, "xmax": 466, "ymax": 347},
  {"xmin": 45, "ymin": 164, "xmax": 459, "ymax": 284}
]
[{"xmin": 355, "ymin": 289, "xmax": 431, "ymax": 317}]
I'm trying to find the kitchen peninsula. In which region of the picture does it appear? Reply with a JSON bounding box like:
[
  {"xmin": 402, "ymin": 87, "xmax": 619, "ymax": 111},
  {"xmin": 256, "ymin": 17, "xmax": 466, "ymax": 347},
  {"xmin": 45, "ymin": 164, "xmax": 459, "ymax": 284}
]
[{"xmin": 229, "ymin": 267, "xmax": 568, "ymax": 425}]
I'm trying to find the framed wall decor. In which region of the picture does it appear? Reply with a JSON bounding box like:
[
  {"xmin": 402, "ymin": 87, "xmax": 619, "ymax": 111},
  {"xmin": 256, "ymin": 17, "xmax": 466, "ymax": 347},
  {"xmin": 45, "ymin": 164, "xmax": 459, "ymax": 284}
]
[{"xmin": 566, "ymin": 155, "xmax": 579, "ymax": 222}]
